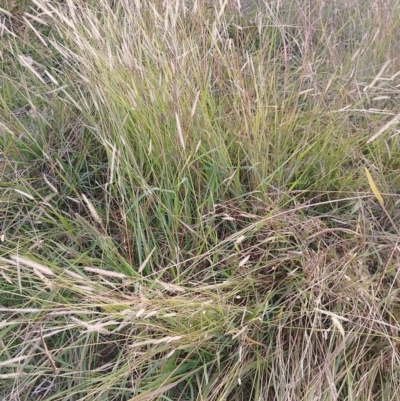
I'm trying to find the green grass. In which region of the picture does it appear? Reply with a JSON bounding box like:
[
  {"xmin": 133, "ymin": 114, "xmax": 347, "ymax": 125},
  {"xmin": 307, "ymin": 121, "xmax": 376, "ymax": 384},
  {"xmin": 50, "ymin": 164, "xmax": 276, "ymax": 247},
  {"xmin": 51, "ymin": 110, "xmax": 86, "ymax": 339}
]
[{"xmin": 1, "ymin": 0, "xmax": 400, "ymax": 400}]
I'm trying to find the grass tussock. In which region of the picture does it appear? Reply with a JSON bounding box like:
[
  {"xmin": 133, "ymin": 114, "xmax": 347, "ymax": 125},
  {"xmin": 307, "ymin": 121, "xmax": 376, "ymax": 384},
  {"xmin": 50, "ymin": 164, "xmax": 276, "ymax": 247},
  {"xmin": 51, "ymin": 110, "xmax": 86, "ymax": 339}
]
[{"xmin": 1, "ymin": 0, "xmax": 400, "ymax": 400}]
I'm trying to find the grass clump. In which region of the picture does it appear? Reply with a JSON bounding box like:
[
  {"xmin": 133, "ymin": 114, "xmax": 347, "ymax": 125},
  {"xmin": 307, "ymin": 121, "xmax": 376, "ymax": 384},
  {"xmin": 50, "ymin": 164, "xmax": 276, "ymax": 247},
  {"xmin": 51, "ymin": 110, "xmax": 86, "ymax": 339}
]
[{"xmin": 1, "ymin": 0, "xmax": 400, "ymax": 400}]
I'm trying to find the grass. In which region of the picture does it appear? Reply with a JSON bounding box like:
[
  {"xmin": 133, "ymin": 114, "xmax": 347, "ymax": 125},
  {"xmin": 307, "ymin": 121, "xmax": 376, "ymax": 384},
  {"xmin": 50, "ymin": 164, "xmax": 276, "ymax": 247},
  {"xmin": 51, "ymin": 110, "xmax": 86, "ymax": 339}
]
[{"xmin": 1, "ymin": 0, "xmax": 400, "ymax": 400}]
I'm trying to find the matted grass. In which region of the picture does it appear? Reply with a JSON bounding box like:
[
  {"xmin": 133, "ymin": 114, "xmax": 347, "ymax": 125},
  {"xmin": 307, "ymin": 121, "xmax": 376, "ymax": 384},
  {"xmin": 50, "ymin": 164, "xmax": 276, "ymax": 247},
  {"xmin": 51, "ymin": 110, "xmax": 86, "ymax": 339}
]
[{"xmin": 1, "ymin": 0, "xmax": 400, "ymax": 400}]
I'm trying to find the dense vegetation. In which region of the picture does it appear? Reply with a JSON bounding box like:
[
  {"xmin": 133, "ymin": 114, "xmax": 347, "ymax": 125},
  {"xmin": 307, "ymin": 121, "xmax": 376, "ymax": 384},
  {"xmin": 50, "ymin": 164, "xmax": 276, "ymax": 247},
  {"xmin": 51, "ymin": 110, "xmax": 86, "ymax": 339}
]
[{"xmin": 1, "ymin": 0, "xmax": 400, "ymax": 400}]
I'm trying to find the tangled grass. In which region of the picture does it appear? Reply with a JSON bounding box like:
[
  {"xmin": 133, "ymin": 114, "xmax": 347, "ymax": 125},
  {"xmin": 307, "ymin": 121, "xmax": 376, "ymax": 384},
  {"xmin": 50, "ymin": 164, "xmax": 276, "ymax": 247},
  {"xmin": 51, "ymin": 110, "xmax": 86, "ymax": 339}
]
[{"xmin": 1, "ymin": 0, "xmax": 400, "ymax": 400}]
